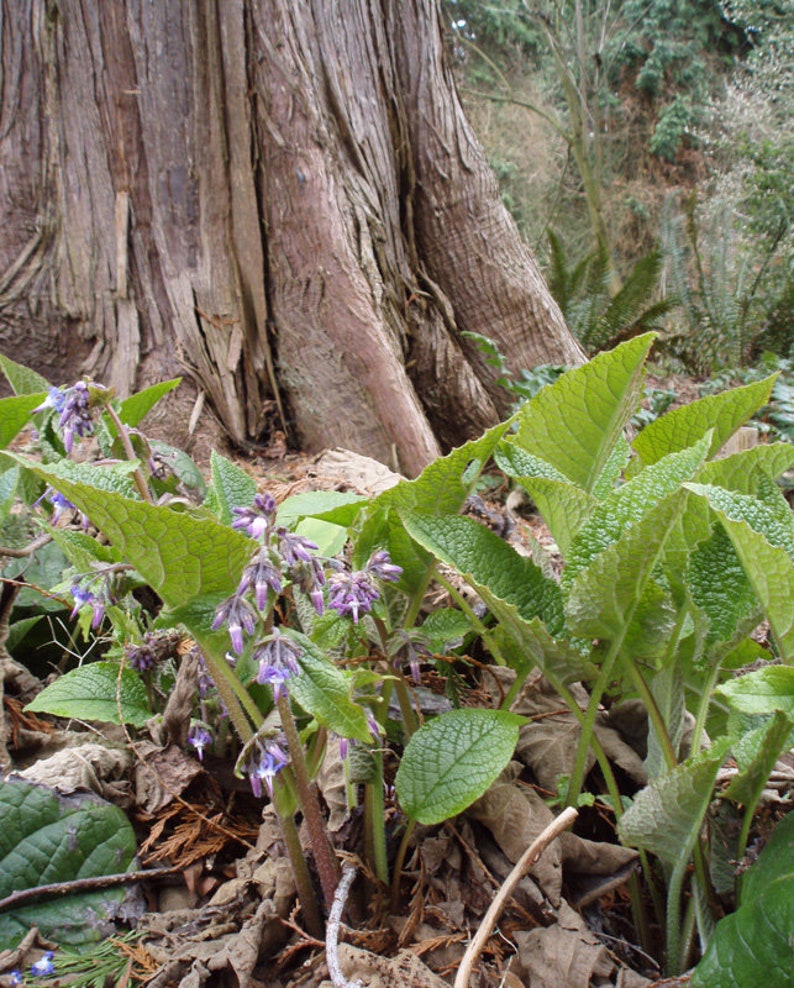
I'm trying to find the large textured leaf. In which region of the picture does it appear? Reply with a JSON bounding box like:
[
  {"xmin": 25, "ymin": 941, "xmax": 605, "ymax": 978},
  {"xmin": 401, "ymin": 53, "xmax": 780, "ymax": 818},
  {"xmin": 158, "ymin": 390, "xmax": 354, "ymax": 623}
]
[
  {"xmin": 0, "ymin": 353, "xmax": 51, "ymax": 395},
  {"xmin": 353, "ymin": 419, "xmax": 512, "ymax": 591},
  {"xmin": 400, "ymin": 513, "xmax": 592, "ymax": 683},
  {"xmin": 277, "ymin": 489, "xmax": 365, "ymax": 528},
  {"xmin": 10, "ymin": 454, "xmax": 139, "ymax": 500},
  {"xmin": 716, "ymin": 667, "xmax": 794, "ymax": 717},
  {"xmin": 395, "ymin": 709, "xmax": 524, "ymax": 825},
  {"xmin": 0, "ymin": 780, "xmax": 136, "ymax": 949},
  {"xmin": 117, "ymin": 378, "xmax": 181, "ymax": 427},
  {"xmin": 632, "ymin": 374, "xmax": 777, "ymax": 469},
  {"xmin": 501, "ymin": 474, "xmax": 596, "ymax": 554},
  {"xmin": 723, "ymin": 711, "xmax": 794, "ymax": 806},
  {"xmin": 13, "ymin": 461, "xmax": 253, "ymax": 608},
  {"xmin": 0, "ymin": 467, "xmax": 18, "ymax": 525},
  {"xmin": 204, "ymin": 450, "xmax": 257, "ymax": 525},
  {"xmin": 283, "ymin": 630, "xmax": 373, "ymax": 743},
  {"xmin": 562, "ymin": 436, "xmax": 710, "ymax": 589},
  {"xmin": 0, "ymin": 394, "xmax": 48, "ymax": 450},
  {"xmin": 691, "ymin": 813, "xmax": 794, "ymax": 988},
  {"xmin": 688, "ymin": 526, "xmax": 760, "ymax": 648},
  {"xmin": 402, "ymin": 513, "xmax": 564, "ymax": 634},
  {"xmin": 26, "ymin": 662, "xmax": 151, "ymax": 727},
  {"xmin": 565, "ymin": 489, "xmax": 689, "ymax": 641},
  {"xmin": 513, "ymin": 333, "xmax": 654, "ymax": 493},
  {"xmin": 618, "ymin": 738, "xmax": 731, "ymax": 866},
  {"xmin": 697, "ymin": 443, "xmax": 794, "ymax": 492},
  {"xmin": 685, "ymin": 481, "xmax": 794, "ymax": 556},
  {"xmin": 687, "ymin": 486, "xmax": 794, "ymax": 660}
]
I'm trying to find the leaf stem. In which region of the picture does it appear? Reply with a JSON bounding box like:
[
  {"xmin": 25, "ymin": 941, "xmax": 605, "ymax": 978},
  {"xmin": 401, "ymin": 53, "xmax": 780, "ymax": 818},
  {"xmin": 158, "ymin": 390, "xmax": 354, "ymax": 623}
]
[
  {"xmin": 276, "ymin": 800, "xmax": 325, "ymax": 939},
  {"xmin": 278, "ymin": 694, "xmax": 340, "ymax": 907},
  {"xmin": 103, "ymin": 403, "xmax": 152, "ymax": 504},
  {"xmin": 390, "ymin": 818, "xmax": 417, "ymax": 913},
  {"xmin": 566, "ymin": 641, "xmax": 620, "ymax": 804}
]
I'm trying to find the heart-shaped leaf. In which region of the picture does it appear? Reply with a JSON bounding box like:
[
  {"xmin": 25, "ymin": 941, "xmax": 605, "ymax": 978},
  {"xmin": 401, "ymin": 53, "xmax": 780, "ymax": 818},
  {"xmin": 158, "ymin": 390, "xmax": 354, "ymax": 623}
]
[{"xmin": 395, "ymin": 708, "xmax": 524, "ymax": 825}]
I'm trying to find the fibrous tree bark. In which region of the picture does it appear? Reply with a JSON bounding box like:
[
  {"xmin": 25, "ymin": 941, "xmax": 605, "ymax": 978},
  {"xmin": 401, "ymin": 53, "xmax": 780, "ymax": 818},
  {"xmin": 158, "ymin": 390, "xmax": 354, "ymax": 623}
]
[{"xmin": 0, "ymin": 0, "xmax": 584, "ymax": 476}]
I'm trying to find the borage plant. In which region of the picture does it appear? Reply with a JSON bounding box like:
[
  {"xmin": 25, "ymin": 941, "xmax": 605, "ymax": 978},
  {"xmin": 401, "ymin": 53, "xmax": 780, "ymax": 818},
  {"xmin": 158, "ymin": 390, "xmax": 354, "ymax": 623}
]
[{"xmin": 0, "ymin": 353, "xmax": 524, "ymax": 939}]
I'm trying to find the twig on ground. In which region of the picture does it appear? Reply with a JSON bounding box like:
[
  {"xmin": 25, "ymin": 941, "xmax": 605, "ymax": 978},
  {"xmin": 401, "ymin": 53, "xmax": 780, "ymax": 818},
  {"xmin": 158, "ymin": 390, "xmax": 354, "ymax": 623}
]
[
  {"xmin": 453, "ymin": 806, "xmax": 578, "ymax": 988},
  {"xmin": 326, "ymin": 864, "xmax": 363, "ymax": 988},
  {"xmin": 0, "ymin": 867, "xmax": 182, "ymax": 913}
]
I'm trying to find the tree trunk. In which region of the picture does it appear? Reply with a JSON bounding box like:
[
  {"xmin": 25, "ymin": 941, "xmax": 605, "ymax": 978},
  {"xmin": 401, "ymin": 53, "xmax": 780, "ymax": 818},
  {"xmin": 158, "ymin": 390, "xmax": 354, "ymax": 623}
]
[{"xmin": 0, "ymin": 0, "xmax": 584, "ymax": 476}]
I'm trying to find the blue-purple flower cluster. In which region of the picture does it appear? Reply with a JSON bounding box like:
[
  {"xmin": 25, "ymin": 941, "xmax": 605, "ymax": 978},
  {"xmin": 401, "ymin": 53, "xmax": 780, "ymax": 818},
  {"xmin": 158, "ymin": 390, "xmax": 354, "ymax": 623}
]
[
  {"xmin": 326, "ymin": 550, "xmax": 402, "ymax": 624},
  {"xmin": 9, "ymin": 950, "xmax": 57, "ymax": 982},
  {"xmin": 34, "ymin": 381, "xmax": 101, "ymax": 452},
  {"xmin": 241, "ymin": 736, "xmax": 290, "ymax": 797}
]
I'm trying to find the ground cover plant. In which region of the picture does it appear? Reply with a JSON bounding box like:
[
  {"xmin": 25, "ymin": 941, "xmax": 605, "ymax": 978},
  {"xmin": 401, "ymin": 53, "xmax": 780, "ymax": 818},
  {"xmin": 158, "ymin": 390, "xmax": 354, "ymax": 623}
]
[{"xmin": 0, "ymin": 338, "xmax": 793, "ymax": 987}]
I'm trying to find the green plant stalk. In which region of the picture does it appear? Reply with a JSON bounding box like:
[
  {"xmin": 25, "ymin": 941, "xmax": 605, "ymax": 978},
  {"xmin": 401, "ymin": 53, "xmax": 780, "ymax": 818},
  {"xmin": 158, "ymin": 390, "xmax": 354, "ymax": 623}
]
[
  {"xmin": 627, "ymin": 663, "xmax": 678, "ymax": 771},
  {"xmin": 390, "ymin": 817, "xmax": 417, "ymax": 913},
  {"xmin": 277, "ymin": 694, "xmax": 340, "ymax": 907},
  {"xmin": 363, "ymin": 765, "xmax": 389, "ymax": 886},
  {"xmin": 566, "ymin": 641, "xmax": 621, "ymax": 804},
  {"xmin": 275, "ymin": 791, "xmax": 324, "ymax": 939},
  {"xmin": 103, "ymin": 403, "xmax": 153, "ymax": 504},
  {"xmin": 690, "ymin": 661, "xmax": 721, "ymax": 759},
  {"xmin": 192, "ymin": 634, "xmax": 260, "ymax": 743}
]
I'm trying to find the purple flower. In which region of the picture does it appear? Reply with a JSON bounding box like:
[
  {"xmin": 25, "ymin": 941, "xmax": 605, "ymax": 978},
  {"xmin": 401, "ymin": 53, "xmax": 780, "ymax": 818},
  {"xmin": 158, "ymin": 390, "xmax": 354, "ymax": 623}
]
[
  {"xmin": 30, "ymin": 951, "xmax": 55, "ymax": 977},
  {"xmin": 8, "ymin": 970, "xmax": 23, "ymax": 986},
  {"xmin": 244, "ymin": 737, "xmax": 290, "ymax": 797},
  {"xmin": 34, "ymin": 387, "xmax": 66, "ymax": 415},
  {"xmin": 232, "ymin": 492, "xmax": 277, "ymax": 540},
  {"xmin": 366, "ymin": 550, "xmax": 402, "ymax": 583},
  {"xmin": 69, "ymin": 583, "xmax": 105, "ymax": 630},
  {"xmin": 212, "ymin": 594, "xmax": 258, "ymax": 654},
  {"xmin": 327, "ymin": 570, "xmax": 380, "ymax": 623},
  {"xmin": 291, "ymin": 556, "xmax": 327, "ymax": 615},
  {"xmin": 37, "ymin": 381, "xmax": 97, "ymax": 453},
  {"xmin": 188, "ymin": 723, "xmax": 213, "ymax": 761},
  {"xmin": 276, "ymin": 529, "xmax": 318, "ymax": 567},
  {"xmin": 125, "ymin": 639, "xmax": 157, "ymax": 673},
  {"xmin": 253, "ymin": 628, "xmax": 302, "ymax": 700},
  {"xmin": 47, "ymin": 489, "xmax": 76, "ymax": 523},
  {"xmin": 237, "ymin": 547, "xmax": 283, "ymax": 610}
]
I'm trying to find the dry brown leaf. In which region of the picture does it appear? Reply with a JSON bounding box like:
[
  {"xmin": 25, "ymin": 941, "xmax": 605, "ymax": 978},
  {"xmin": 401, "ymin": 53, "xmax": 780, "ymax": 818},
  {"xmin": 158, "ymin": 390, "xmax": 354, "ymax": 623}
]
[
  {"xmin": 469, "ymin": 781, "xmax": 563, "ymax": 904},
  {"xmin": 134, "ymin": 741, "xmax": 203, "ymax": 813},
  {"xmin": 319, "ymin": 944, "xmax": 450, "ymax": 988}
]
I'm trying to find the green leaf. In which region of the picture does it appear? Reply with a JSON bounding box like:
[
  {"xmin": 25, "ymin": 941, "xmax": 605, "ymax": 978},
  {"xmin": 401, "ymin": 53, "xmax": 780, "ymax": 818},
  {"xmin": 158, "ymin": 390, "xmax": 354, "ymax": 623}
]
[
  {"xmin": 277, "ymin": 489, "xmax": 365, "ymax": 528},
  {"xmin": 688, "ymin": 526, "xmax": 760, "ymax": 647},
  {"xmin": 618, "ymin": 738, "xmax": 731, "ymax": 867},
  {"xmin": 9, "ymin": 454, "xmax": 140, "ymax": 500},
  {"xmin": 354, "ymin": 419, "xmax": 513, "ymax": 592},
  {"xmin": 402, "ymin": 513, "xmax": 564, "ymax": 634},
  {"xmin": 565, "ymin": 489, "xmax": 690, "ymax": 641},
  {"xmin": 395, "ymin": 708, "xmax": 524, "ymax": 825},
  {"xmin": 0, "ymin": 779, "xmax": 136, "ymax": 949},
  {"xmin": 148, "ymin": 440, "xmax": 206, "ymax": 497},
  {"xmin": 117, "ymin": 378, "xmax": 181, "ymax": 427},
  {"xmin": 632, "ymin": 374, "xmax": 777, "ymax": 470},
  {"xmin": 204, "ymin": 450, "xmax": 257, "ymax": 525},
  {"xmin": 513, "ymin": 333, "xmax": 655, "ymax": 493},
  {"xmin": 0, "ymin": 393, "xmax": 48, "ymax": 450},
  {"xmin": 685, "ymin": 481, "xmax": 794, "ymax": 556},
  {"xmin": 562, "ymin": 436, "xmax": 710, "ymax": 589},
  {"xmin": 697, "ymin": 443, "xmax": 794, "ymax": 492},
  {"xmin": 687, "ymin": 486, "xmax": 794, "ymax": 660},
  {"xmin": 723, "ymin": 711, "xmax": 794, "ymax": 806},
  {"xmin": 509, "ymin": 476, "xmax": 596, "ymax": 554},
  {"xmin": 284, "ymin": 630, "xmax": 373, "ymax": 743},
  {"xmin": 0, "ymin": 353, "xmax": 51, "ymax": 395},
  {"xmin": 716, "ymin": 667, "xmax": 794, "ymax": 717},
  {"xmin": 26, "ymin": 662, "xmax": 151, "ymax": 726},
  {"xmin": 0, "ymin": 467, "xmax": 19, "ymax": 525},
  {"xmin": 48, "ymin": 528, "xmax": 122, "ymax": 574},
  {"xmin": 419, "ymin": 608, "xmax": 474, "ymax": 649},
  {"xmin": 691, "ymin": 813, "xmax": 794, "ymax": 988},
  {"xmin": 11, "ymin": 461, "xmax": 253, "ymax": 608}
]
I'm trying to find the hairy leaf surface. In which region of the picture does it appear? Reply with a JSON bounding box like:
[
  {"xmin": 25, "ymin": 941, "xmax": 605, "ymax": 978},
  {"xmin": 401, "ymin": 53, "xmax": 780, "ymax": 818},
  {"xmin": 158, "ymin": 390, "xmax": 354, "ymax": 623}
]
[
  {"xmin": 26, "ymin": 661, "xmax": 151, "ymax": 726},
  {"xmin": 513, "ymin": 333, "xmax": 654, "ymax": 493},
  {"xmin": 395, "ymin": 709, "xmax": 524, "ymax": 825}
]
